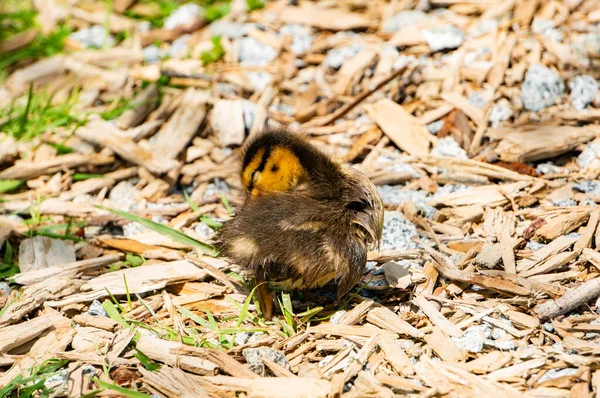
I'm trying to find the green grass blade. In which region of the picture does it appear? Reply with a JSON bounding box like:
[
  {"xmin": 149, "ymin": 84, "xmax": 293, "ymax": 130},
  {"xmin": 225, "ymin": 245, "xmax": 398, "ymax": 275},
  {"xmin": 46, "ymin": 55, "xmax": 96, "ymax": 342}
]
[
  {"xmin": 220, "ymin": 193, "xmax": 233, "ymax": 216},
  {"xmin": 93, "ymin": 378, "xmax": 150, "ymax": 398},
  {"xmin": 236, "ymin": 283, "xmax": 262, "ymax": 328},
  {"xmin": 177, "ymin": 306, "xmax": 211, "ymax": 329},
  {"xmin": 0, "ymin": 180, "xmax": 24, "ymax": 193},
  {"xmin": 102, "ymin": 299, "xmax": 127, "ymax": 327},
  {"xmin": 133, "ymin": 349, "xmax": 160, "ymax": 371},
  {"xmin": 17, "ymin": 83, "xmax": 33, "ymax": 137},
  {"xmin": 123, "ymin": 275, "xmax": 133, "ymax": 311},
  {"xmin": 98, "ymin": 206, "xmax": 219, "ymax": 256},
  {"xmin": 183, "ymin": 190, "xmax": 199, "ymax": 211}
]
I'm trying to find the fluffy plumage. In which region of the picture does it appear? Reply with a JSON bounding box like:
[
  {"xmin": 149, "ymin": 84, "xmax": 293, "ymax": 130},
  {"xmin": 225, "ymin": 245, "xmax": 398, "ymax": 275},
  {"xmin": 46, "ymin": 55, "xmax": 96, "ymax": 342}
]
[{"xmin": 219, "ymin": 129, "xmax": 383, "ymax": 319}]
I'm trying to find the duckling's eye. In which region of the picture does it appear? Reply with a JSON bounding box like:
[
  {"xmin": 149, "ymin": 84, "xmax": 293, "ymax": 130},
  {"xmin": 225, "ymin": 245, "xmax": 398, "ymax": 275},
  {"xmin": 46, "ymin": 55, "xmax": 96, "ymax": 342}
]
[
  {"xmin": 271, "ymin": 165, "xmax": 279, "ymax": 172},
  {"xmin": 346, "ymin": 200, "xmax": 367, "ymax": 212}
]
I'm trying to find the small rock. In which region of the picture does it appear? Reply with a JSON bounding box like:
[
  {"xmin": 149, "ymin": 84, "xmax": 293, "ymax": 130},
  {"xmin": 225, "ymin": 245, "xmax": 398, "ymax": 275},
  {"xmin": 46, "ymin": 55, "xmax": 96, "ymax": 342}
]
[
  {"xmin": 210, "ymin": 21, "xmax": 248, "ymax": 39},
  {"xmin": 375, "ymin": 155, "xmax": 419, "ymax": 176},
  {"xmin": 392, "ymin": 54, "xmax": 417, "ymax": 71},
  {"xmin": 536, "ymin": 368, "xmax": 578, "ymax": 384},
  {"xmin": 166, "ymin": 34, "xmax": 190, "ymax": 58},
  {"xmin": 137, "ymin": 21, "xmax": 152, "ymax": 33},
  {"xmin": 526, "ymin": 240, "xmax": 546, "ymax": 251},
  {"xmin": 521, "ymin": 64, "xmax": 565, "ymax": 112},
  {"xmin": 469, "ymin": 19, "xmax": 498, "ymax": 38},
  {"xmin": 578, "ymin": 142, "xmax": 600, "ymax": 168},
  {"xmin": 164, "ymin": 3, "xmax": 203, "ymax": 30},
  {"xmin": 325, "ymin": 42, "xmax": 363, "ymax": 69},
  {"xmin": 491, "ymin": 328, "xmax": 507, "ymax": 340},
  {"xmin": 453, "ymin": 325, "xmax": 491, "ymax": 353},
  {"xmin": 123, "ymin": 222, "xmax": 147, "ymax": 236},
  {"xmin": 44, "ymin": 370, "xmax": 69, "ymax": 390},
  {"xmin": 581, "ymin": 198, "xmax": 596, "ymax": 207},
  {"xmin": 87, "ymin": 300, "xmax": 108, "ymax": 317},
  {"xmin": 569, "ymin": 75, "xmax": 599, "ymax": 110},
  {"xmin": 535, "ymin": 162, "xmax": 564, "ymax": 175},
  {"xmin": 109, "ymin": 181, "xmax": 139, "ymax": 210},
  {"xmin": 583, "ymin": 33, "xmax": 600, "ymax": 57},
  {"xmin": 426, "ymin": 120, "xmax": 444, "ymax": 134},
  {"xmin": 330, "ymin": 310, "xmax": 346, "ymax": 324},
  {"xmin": 280, "ymin": 24, "xmax": 312, "ymax": 55},
  {"xmin": 468, "ymin": 91, "xmax": 488, "ymax": 108},
  {"xmin": 143, "ymin": 45, "xmax": 164, "ymax": 64},
  {"xmin": 70, "ymin": 25, "xmax": 114, "ymax": 49},
  {"xmin": 531, "ymin": 19, "xmax": 563, "ymax": 41},
  {"xmin": 543, "ymin": 322, "xmax": 554, "ymax": 332},
  {"xmin": 234, "ymin": 332, "xmax": 264, "ymax": 346},
  {"xmin": 194, "ymin": 222, "xmax": 215, "ymax": 240},
  {"xmin": 239, "ymin": 37, "xmax": 277, "ymax": 66},
  {"xmin": 574, "ymin": 181, "xmax": 600, "ymax": 195},
  {"xmin": 0, "ymin": 282, "xmax": 11, "ymax": 297},
  {"xmin": 381, "ymin": 211, "xmax": 420, "ymax": 253},
  {"xmin": 382, "ymin": 10, "xmax": 428, "ymax": 33},
  {"xmin": 488, "ymin": 100, "xmax": 513, "ymax": 127},
  {"xmin": 81, "ymin": 365, "xmax": 97, "ymax": 377},
  {"xmin": 472, "ymin": 242, "xmax": 503, "ymax": 269},
  {"xmin": 243, "ymin": 347, "xmax": 290, "ymax": 376},
  {"xmin": 552, "ymin": 199, "xmax": 577, "ymax": 207},
  {"xmin": 431, "ymin": 137, "xmax": 468, "ymax": 159},
  {"xmin": 203, "ymin": 178, "xmax": 231, "ymax": 199},
  {"xmin": 423, "ymin": 25, "xmax": 465, "ymax": 52},
  {"xmin": 377, "ymin": 187, "xmax": 436, "ymax": 218},
  {"xmin": 245, "ymin": 71, "xmax": 273, "ymax": 91},
  {"xmin": 243, "ymin": 100, "xmax": 257, "ymax": 131}
]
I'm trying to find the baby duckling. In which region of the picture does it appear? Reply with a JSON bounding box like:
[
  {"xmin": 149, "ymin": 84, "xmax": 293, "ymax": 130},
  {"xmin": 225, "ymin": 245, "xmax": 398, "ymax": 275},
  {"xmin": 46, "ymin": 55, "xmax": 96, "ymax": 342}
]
[{"xmin": 220, "ymin": 129, "xmax": 384, "ymax": 319}]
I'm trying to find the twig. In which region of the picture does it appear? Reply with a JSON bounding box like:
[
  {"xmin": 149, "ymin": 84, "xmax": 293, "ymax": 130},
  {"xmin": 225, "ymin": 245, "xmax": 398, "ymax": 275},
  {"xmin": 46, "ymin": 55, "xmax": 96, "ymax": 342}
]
[
  {"xmin": 306, "ymin": 65, "xmax": 412, "ymax": 127},
  {"xmin": 534, "ymin": 277, "xmax": 600, "ymax": 321}
]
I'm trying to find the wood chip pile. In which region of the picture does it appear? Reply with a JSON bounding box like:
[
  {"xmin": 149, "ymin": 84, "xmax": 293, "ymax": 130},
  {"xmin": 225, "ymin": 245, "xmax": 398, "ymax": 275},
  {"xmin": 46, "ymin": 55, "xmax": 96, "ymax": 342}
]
[{"xmin": 1, "ymin": 0, "xmax": 600, "ymax": 396}]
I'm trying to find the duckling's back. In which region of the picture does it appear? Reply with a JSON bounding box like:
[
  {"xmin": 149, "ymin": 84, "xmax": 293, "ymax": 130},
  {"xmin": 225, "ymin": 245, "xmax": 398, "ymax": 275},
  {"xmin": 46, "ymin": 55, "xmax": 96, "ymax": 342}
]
[{"xmin": 220, "ymin": 191, "xmax": 368, "ymax": 298}]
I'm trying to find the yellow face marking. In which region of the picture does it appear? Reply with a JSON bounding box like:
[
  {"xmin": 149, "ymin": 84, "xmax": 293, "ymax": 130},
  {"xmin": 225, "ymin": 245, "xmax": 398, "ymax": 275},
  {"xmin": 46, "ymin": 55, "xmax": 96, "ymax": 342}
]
[
  {"xmin": 242, "ymin": 146, "xmax": 306, "ymax": 196},
  {"xmin": 241, "ymin": 147, "xmax": 265, "ymax": 192}
]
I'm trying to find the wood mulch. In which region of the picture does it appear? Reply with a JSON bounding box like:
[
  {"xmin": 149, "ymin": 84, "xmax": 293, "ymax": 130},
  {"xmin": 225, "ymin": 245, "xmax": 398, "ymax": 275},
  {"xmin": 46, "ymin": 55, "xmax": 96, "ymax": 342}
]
[{"xmin": 1, "ymin": 0, "xmax": 600, "ymax": 396}]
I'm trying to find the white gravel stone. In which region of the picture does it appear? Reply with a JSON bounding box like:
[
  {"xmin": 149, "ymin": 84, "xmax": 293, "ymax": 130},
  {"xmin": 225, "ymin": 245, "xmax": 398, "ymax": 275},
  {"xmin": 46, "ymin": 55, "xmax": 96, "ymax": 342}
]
[
  {"xmin": 382, "ymin": 10, "xmax": 428, "ymax": 33},
  {"xmin": 521, "ymin": 64, "xmax": 564, "ymax": 112},
  {"xmin": 164, "ymin": 3, "xmax": 202, "ymax": 30},
  {"xmin": 423, "ymin": 25, "xmax": 465, "ymax": 52},
  {"xmin": 569, "ymin": 75, "xmax": 599, "ymax": 110},
  {"xmin": 381, "ymin": 211, "xmax": 420, "ymax": 252},
  {"xmin": 70, "ymin": 25, "xmax": 114, "ymax": 49},
  {"xmin": 489, "ymin": 100, "xmax": 513, "ymax": 127},
  {"xmin": 431, "ymin": 137, "xmax": 468, "ymax": 159}
]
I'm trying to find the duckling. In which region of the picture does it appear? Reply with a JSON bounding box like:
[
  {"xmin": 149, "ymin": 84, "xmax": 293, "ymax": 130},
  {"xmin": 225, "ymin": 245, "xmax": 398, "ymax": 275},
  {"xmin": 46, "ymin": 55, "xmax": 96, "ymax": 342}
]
[{"xmin": 220, "ymin": 129, "xmax": 384, "ymax": 320}]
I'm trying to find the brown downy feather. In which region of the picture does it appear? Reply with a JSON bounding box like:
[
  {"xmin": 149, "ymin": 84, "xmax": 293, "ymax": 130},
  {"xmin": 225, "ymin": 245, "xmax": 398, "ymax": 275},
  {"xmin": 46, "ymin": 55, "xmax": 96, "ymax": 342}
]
[{"xmin": 219, "ymin": 129, "xmax": 383, "ymax": 319}]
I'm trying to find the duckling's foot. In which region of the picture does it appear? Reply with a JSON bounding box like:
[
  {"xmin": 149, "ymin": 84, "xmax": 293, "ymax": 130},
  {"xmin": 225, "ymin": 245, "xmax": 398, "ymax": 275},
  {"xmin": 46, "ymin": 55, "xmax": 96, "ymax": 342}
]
[{"xmin": 256, "ymin": 283, "xmax": 275, "ymax": 320}]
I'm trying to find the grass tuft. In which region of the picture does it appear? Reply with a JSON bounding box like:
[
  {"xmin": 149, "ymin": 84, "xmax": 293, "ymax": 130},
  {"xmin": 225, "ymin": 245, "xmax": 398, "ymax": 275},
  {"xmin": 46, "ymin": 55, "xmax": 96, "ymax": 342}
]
[
  {"xmin": 201, "ymin": 36, "xmax": 225, "ymax": 66},
  {"xmin": 0, "ymin": 25, "xmax": 72, "ymax": 71},
  {"xmin": 0, "ymin": 87, "xmax": 84, "ymax": 141}
]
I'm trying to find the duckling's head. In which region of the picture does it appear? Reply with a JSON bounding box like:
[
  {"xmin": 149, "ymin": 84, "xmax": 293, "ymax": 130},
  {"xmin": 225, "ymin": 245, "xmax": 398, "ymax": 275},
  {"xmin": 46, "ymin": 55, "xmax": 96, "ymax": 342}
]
[
  {"xmin": 240, "ymin": 129, "xmax": 333, "ymax": 196},
  {"xmin": 339, "ymin": 165, "xmax": 384, "ymax": 249}
]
